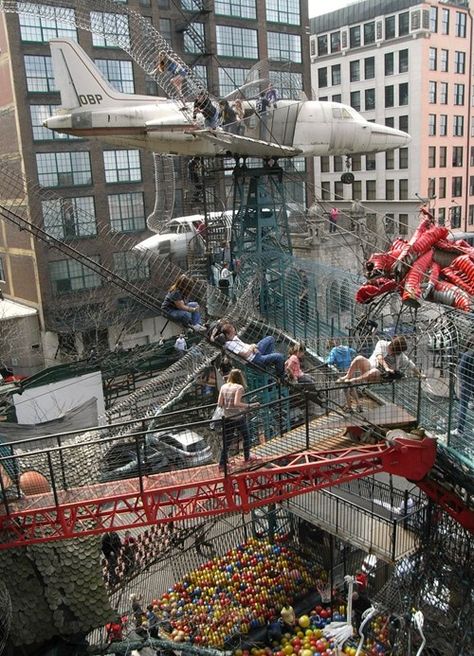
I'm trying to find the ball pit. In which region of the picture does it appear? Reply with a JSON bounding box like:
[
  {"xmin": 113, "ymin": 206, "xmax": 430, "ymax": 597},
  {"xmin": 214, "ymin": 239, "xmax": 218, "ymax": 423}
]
[{"xmin": 151, "ymin": 537, "xmax": 394, "ymax": 656}]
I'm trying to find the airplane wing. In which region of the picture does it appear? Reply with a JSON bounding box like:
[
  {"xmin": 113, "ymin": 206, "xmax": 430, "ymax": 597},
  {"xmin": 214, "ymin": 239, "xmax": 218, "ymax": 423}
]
[{"xmin": 194, "ymin": 129, "xmax": 302, "ymax": 158}]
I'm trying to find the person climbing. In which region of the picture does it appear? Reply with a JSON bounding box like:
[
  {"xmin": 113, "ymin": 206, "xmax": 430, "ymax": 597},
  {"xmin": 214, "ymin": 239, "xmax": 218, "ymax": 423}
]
[
  {"xmin": 154, "ymin": 51, "xmax": 187, "ymax": 97},
  {"xmin": 218, "ymin": 99, "xmax": 239, "ymax": 134},
  {"xmin": 326, "ymin": 338, "xmax": 360, "ymax": 413},
  {"xmin": 233, "ymin": 99, "xmax": 246, "ymax": 135},
  {"xmin": 265, "ymin": 83, "xmax": 278, "ymax": 108},
  {"xmin": 285, "ymin": 343, "xmax": 314, "ymax": 384},
  {"xmin": 187, "ymin": 157, "xmax": 203, "ymax": 201},
  {"xmin": 193, "ymin": 91, "xmax": 219, "ymax": 128}
]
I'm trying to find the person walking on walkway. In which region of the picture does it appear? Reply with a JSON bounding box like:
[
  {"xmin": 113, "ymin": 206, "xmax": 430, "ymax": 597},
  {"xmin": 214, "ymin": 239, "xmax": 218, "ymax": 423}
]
[{"xmin": 217, "ymin": 368, "xmax": 259, "ymax": 470}]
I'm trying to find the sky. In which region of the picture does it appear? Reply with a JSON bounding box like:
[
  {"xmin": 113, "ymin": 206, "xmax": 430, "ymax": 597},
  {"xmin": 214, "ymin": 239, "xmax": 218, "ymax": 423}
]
[{"xmin": 308, "ymin": 0, "xmax": 359, "ymax": 18}]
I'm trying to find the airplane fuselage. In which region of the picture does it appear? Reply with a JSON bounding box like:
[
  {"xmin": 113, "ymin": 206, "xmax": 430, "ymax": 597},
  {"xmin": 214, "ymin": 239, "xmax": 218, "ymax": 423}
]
[{"xmin": 44, "ymin": 98, "xmax": 410, "ymax": 158}]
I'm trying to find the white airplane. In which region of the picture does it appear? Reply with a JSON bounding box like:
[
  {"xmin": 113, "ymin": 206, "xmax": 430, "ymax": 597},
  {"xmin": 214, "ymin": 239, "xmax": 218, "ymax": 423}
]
[
  {"xmin": 44, "ymin": 39, "xmax": 411, "ymax": 159},
  {"xmin": 134, "ymin": 211, "xmax": 233, "ymax": 259}
]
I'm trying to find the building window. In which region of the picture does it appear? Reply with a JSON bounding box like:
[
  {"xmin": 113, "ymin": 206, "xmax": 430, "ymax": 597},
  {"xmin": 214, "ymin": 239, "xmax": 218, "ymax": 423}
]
[
  {"xmin": 113, "ymin": 251, "xmax": 150, "ymax": 282},
  {"xmin": 318, "ymin": 68, "xmax": 327, "ymax": 88},
  {"xmin": 95, "ymin": 59, "xmax": 134, "ymax": 93},
  {"xmin": 334, "ymin": 180, "xmax": 344, "ymax": 199},
  {"xmin": 91, "ymin": 12, "xmax": 130, "ymax": 49},
  {"xmin": 467, "ymin": 176, "xmax": 473, "ymax": 194},
  {"xmin": 108, "ymin": 192, "xmax": 145, "ymax": 232},
  {"xmin": 429, "ymin": 47, "xmax": 437, "ymax": 71},
  {"xmin": 158, "ymin": 18, "xmax": 172, "ymax": 42},
  {"xmin": 384, "ymin": 52, "xmax": 394, "ymax": 76},
  {"xmin": 386, "ymin": 150, "xmax": 394, "ymax": 170},
  {"xmin": 366, "ymin": 180, "xmax": 376, "ymax": 200},
  {"xmin": 18, "ymin": 4, "xmax": 77, "ymax": 42},
  {"xmin": 103, "ymin": 150, "xmax": 141, "ymax": 183},
  {"xmin": 439, "ymin": 177, "xmax": 446, "ymax": 199},
  {"xmin": 352, "ymin": 180, "xmax": 361, "ymax": 200},
  {"xmin": 333, "ymin": 156, "xmax": 343, "ymax": 172},
  {"xmin": 320, "ymin": 156, "xmax": 330, "ymax": 173},
  {"xmin": 331, "ymin": 64, "xmax": 341, "ymax": 86},
  {"xmin": 454, "ymin": 51, "xmax": 465, "ymax": 74},
  {"xmin": 363, "ymin": 22, "xmax": 375, "ymax": 45},
  {"xmin": 184, "ymin": 22, "xmax": 204, "ymax": 54},
  {"xmin": 216, "ymin": 0, "xmax": 256, "ymax": 20},
  {"xmin": 438, "ymin": 208, "xmax": 445, "ymax": 225},
  {"xmin": 270, "ymin": 70, "xmax": 302, "ymax": 99},
  {"xmin": 399, "ymin": 148, "xmax": 408, "ymax": 169},
  {"xmin": 429, "ymin": 180, "xmax": 436, "ymax": 201},
  {"xmin": 385, "ymin": 180, "xmax": 394, "ymax": 200},
  {"xmin": 440, "ymin": 114, "xmax": 448, "ymax": 136},
  {"xmin": 429, "ymin": 81, "xmax": 437, "ymax": 104},
  {"xmin": 428, "ymin": 146, "xmax": 436, "ymax": 168},
  {"xmin": 440, "ymin": 49, "xmax": 448, "ymax": 72},
  {"xmin": 321, "ymin": 181, "xmax": 330, "ymax": 201},
  {"xmin": 428, "ymin": 114, "xmax": 436, "ymax": 136},
  {"xmin": 385, "ymin": 15, "xmax": 395, "ymax": 39},
  {"xmin": 399, "ymin": 115, "xmax": 408, "ymax": 133},
  {"xmin": 451, "ymin": 205, "xmax": 461, "ymax": 228},
  {"xmin": 440, "ymin": 82, "xmax": 448, "ymax": 104},
  {"xmin": 430, "ymin": 6, "xmax": 438, "ymax": 32},
  {"xmin": 455, "ymin": 11, "xmax": 466, "ymax": 38},
  {"xmin": 42, "ymin": 196, "xmax": 97, "ymax": 239},
  {"xmin": 469, "ymin": 206, "xmax": 474, "ymax": 225},
  {"xmin": 218, "ymin": 67, "xmax": 249, "ymax": 97},
  {"xmin": 50, "ymin": 257, "xmax": 101, "ymax": 294},
  {"xmin": 36, "ymin": 152, "xmax": 92, "ymax": 187},
  {"xmin": 24, "ymin": 55, "xmax": 56, "ymax": 92},
  {"xmin": 385, "ymin": 117, "xmax": 394, "ymax": 128},
  {"xmin": 267, "ymin": 32, "xmax": 301, "ymax": 62},
  {"xmin": 365, "ymin": 88, "xmax": 375, "ymax": 111},
  {"xmin": 471, "ymin": 146, "xmax": 474, "ymax": 166},
  {"xmin": 31, "ymin": 105, "xmax": 78, "ymax": 141},
  {"xmin": 317, "ymin": 34, "xmax": 328, "ymax": 56},
  {"xmin": 364, "ymin": 57, "xmax": 375, "ymax": 79},
  {"xmin": 453, "ymin": 115, "xmax": 464, "ymax": 137},
  {"xmin": 399, "ymin": 12, "xmax": 409, "ymax": 36},
  {"xmin": 349, "ymin": 25, "xmax": 360, "ymax": 48},
  {"xmin": 399, "ymin": 49, "xmax": 408, "ymax": 73},
  {"xmin": 454, "ymin": 83, "xmax": 465, "ymax": 106},
  {"xmin": 330, "ymin": 31, "xmax": 340, "ymax": 53},
  {"xmin": 350, "ymin": 60, "xmax": 360, "ymax": 82},
  {"xmin": 385, "ymin": 85, "xmax": 394, "ymax": 108},
  {"xmin": 366, "ymin": 154, "xmax": 376, "ymax": 171},
  {"xmin": 158, "ymin": 0, "xmax": 169, "ymax": 6},
  {"xmin": 310, "ymin": 39, "xmax": 315, "ymax": 57},
  {"xmin": 350, "ymin": 90, "xmax": 360, "ymax": 111},
  {"xmin": 399, "ymin": 179, "xmax": 408, "ymax": 200},
  {"xmin": 440, "ymin": 147, "xmax": 447, "ymax": 167},
  {"xmin": 399, "ymin": 214, "xmax": 408, "ymax": 235},
  {"xmin": 399, "ymin": 83, "xmax": 408, "ymax": 105},
  {"xmin": 216, "ymin": 25, "xmax": 258, "ymax": 59},
  {"xmin": 441, "ymin": 8, "xmax": 449, "ymax": 34},
  {"xmin": 266, "ymin": 0, "xmax": 299, "ymax": 25},
  {"xmin": 351, "ymin": 155, "xmax": 361, "ymax": 171},
  {"xmin": 452, "ymin": 177, "xmax": 463, "ymax": 198}
]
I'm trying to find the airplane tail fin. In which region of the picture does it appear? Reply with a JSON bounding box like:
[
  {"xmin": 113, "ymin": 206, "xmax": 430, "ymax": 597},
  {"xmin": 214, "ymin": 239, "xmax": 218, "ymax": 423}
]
[{"xmin": 49, "ymin": 38, "xmax": 133, "ymax": 110}]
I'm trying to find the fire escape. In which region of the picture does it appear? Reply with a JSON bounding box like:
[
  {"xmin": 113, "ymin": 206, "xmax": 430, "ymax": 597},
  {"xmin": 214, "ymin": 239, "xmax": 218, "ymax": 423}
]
[{"xmin": 172, "ymin": 0, "xmax": 213, "ymax": 67}]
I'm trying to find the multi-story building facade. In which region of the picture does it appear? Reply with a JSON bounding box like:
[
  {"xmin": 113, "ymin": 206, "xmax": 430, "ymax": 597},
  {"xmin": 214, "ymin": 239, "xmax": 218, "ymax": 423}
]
[
  {"xmin": 0, "ymin": 0, "xmax": 311, "ymax": 372},
  {"xmin": 310, "ymin": 0, "xmax": 473, "ymax": 243}
]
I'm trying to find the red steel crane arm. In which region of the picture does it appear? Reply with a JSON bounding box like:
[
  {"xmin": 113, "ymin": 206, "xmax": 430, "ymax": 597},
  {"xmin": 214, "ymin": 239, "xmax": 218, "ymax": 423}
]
[
  {"xmin": 417, "ymin": 479, "xmax": 474, "ymax": 533},
  {"xmin": 0, "ymin": 437, "xmax": 436, "ymax": 549}
]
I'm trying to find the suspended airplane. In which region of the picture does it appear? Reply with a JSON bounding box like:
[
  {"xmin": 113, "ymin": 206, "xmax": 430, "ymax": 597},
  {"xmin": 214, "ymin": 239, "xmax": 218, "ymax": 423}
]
[{"xmin": 44, "ymin": 39, "xmax": 411, "ymax": 159}]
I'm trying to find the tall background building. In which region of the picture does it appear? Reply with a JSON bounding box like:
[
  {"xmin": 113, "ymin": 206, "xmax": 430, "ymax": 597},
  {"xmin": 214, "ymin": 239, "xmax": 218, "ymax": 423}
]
[
  {"xmin": 0, "ymin": 0, "xmax": 311, "ymax": 374},
  {"xmin": 310, "ymin": 0, "xmax": 473, "ymax": 251}
]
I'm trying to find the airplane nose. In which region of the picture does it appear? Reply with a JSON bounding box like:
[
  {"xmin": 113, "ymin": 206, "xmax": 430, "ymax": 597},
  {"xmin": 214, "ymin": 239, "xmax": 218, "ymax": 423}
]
[{"xmin": 368, "ymin": 125, "xmax": 411, "ymax": 152}]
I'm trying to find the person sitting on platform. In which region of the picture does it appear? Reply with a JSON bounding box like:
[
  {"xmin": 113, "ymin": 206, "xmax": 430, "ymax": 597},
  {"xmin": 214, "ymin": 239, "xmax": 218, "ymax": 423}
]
[
  {"xmin": 221, "ymin": 322, "xmax": 285, "ymax": 379},
  {"xmin": 337, "ymin": 335, "xmax": 424, "ymax": 385},
  {"xmin": 161, "ymin": 274, "xmax": 206, "ymax": 333},
  {"xmin": 193, "ymin": 91, "xmax": 219, "ymax": 129},
  {"xmin": 326, "ymin": 338, "xmax": 361, "ymax": 413},
  {"xmin": 285, "ymin": 343, "xmax": 314, "ymax": 384}
]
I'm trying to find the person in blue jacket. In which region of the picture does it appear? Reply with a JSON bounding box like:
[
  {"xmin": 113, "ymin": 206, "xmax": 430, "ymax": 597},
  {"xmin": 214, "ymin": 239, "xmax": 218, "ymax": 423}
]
[{"xmin": 325, "ymin": 338, "xmax": 360, "ymax": 413}]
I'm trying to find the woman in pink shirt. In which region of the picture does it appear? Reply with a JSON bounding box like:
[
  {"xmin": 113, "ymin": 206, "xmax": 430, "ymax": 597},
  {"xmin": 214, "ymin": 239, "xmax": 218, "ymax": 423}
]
[{"xmin": 285, "ymin": 344, "xmax": 314, "ymax": 384}]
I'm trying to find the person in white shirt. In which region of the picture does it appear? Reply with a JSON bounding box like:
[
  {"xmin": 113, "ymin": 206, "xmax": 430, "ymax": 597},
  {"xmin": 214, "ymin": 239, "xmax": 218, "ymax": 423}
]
[
  {"xmin": 174, "ymin": 334, "xmax": 187, "ymax": 357},
  {"xmin": 218, "ymin": 262, "xmax": 232, "ymax": 296},
  {"xmin": 338, "ymin": 335, "xmax": 423, "ymax": 384},
  {"xmin": 221, "ymin": 323, "xmax": 285, "ymax": 378}
]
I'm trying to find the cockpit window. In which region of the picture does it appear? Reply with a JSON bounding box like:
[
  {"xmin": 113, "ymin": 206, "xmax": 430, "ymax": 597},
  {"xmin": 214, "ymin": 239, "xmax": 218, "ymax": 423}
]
[
  {"xmin": 164, "ymin": 223, "xmax": 179, "ymax": 234},
  {"xmin": 332, "ymin": 107, "xmax": 352, "ymax": 120}
]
